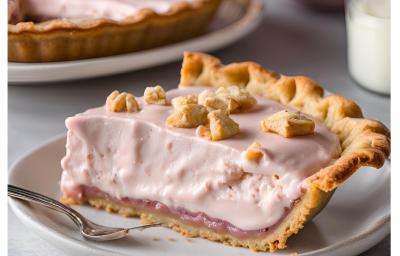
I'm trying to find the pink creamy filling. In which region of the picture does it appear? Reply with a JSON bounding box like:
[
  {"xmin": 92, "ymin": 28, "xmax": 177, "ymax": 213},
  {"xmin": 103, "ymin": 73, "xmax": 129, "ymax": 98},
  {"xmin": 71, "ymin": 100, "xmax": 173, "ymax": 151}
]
[
  {"xmin": 80, "ymin": 186, "xmax": 290, "ymax": 238},
  {"xmin": 60, "ymin": 86, "xmax": 341, "ymax": 231}
]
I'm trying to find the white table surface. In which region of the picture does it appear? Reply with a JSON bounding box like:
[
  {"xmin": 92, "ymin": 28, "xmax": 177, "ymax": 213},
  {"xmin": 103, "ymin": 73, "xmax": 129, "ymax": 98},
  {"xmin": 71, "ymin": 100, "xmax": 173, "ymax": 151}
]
[{"xmin": 8, "ymin": 0, "xmax": 390, "ymax": 255}]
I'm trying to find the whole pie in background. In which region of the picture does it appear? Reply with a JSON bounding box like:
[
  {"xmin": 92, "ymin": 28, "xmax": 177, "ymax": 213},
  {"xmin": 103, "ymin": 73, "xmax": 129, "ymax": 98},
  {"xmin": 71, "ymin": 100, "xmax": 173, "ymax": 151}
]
[
  {"xmin": 7, "ymin": 0, "xmax": 221, "ymax": 62},
  {"xmin": 59, "ymin": 52, "xmax": 390, "ymax": 252}
]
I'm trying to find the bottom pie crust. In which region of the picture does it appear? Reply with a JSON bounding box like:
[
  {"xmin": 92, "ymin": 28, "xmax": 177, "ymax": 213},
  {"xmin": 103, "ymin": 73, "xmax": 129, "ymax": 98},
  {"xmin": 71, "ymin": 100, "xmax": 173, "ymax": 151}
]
[{"xmin": 61, "ymin": 185, "xmax": 334, "ymax": 252}]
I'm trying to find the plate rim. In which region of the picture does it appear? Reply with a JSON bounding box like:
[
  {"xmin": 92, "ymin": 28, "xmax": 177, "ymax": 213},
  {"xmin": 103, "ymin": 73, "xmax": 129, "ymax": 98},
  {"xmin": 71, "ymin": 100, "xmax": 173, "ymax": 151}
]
[
  {"xmin": 8, "ymin": 0, "xmax": 264, "ymax": 83},
  {"xmin": 8, "ymin": 134, "xmax": 390, "ymax": 255}
]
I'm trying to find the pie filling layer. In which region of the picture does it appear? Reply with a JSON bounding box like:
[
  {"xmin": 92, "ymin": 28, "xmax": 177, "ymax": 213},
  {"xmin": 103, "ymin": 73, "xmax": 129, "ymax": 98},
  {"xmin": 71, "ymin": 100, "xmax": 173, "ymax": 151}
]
[
  {"xmin": 81, "ymin": 186, "xmax": 288, "ymax": 239},
  {"xmin": 8, "ymin": 0, "xmax": 196, "ymax": 24},
  {"xmin": 61, "ymin": 86, "xmax": 341, "ymax": 234}
]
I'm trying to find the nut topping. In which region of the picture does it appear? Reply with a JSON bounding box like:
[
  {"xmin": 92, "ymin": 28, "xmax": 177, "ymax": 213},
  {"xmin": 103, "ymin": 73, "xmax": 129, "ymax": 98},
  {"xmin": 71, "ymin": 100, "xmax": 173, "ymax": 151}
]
[
  {"xmin": 216, "ymin": 86, "xmax": 257, "ymax": 113},
  {"xmin": 106, "ymin": 90, "xmax": 140, "ymax": 112},
  {"xmin": 171, "ymin": 95, "xmax": 198, "ymax": 109},
  {"xmin": 196, "ymin": 125, "xmax": 212, "ymax": 140},
  {"xmin": 166, "ymin": 104, "xmax": 208, "ymax": 128},
  {"xmin": 198, "ymin": 89, "xmax": 226, "ymax": 112},
  {"xmin": 260, "ymin": 110, "xmax": 315, "ymax": 138},
  {"xmin": 144, "ymin": 85, "xmax": 167, "ymax": 105},
  {"xmin": 244, "ymin": 142, "xmax": 264, "ymax": 161},
  {"xmin": 198, "ymin": 86, "xmax": 257, "ymax": 113},
  {"xmin": 197, "ymin": 110, "xmax": 240, "ymax": 141}
]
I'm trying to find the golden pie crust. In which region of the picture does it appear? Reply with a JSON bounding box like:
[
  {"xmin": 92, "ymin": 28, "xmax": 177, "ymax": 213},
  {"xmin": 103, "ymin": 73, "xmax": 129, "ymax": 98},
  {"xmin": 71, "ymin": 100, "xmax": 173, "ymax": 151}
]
[
  {"xmin": 8, "ymin": 0, "xmax": 221, "ymax": 62},
  {"xmin": 61, "ymin": 52, "xmax": 390, "ymax": 252}
]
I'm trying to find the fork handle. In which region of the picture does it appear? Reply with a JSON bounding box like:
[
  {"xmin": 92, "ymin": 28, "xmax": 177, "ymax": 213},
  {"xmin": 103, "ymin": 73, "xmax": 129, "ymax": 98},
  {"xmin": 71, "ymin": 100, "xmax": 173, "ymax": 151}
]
[{"xmin": 8, "ymin": 184, "xmax": 85, "ymax": 228}]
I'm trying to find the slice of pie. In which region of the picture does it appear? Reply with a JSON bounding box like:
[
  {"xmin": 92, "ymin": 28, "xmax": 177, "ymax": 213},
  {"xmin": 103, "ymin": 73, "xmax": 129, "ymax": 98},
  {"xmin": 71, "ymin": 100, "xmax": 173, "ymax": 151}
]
[
  {"xmin": 8, "ymin": 0, "xmax": 221, "ymax": 62},
  {"xmin": 60, "ymin": 52, "xmax": 390, "ymax": 251}
]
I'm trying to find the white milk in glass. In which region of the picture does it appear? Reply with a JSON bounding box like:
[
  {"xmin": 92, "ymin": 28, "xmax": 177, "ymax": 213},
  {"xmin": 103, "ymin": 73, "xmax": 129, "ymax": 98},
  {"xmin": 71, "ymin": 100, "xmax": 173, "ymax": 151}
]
[{"xmin": 346, "ymin": 0, "xmax": 390, "ymax": 94}]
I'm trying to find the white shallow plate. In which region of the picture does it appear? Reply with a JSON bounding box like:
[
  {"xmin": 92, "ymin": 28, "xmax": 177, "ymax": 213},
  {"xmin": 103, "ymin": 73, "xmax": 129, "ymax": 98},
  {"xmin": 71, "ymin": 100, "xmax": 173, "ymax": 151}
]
[
  {"xmin": 9, "ymin": 135, "xmax": 390, "ymax": 256},
  {"xmin": 8, "ymin": 0, "xmax": 263, "ymax": 83}
]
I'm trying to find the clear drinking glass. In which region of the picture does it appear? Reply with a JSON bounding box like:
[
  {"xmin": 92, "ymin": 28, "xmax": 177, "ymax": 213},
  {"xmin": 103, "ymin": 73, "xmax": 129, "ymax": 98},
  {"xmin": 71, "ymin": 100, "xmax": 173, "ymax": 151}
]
[{"xmin": 345, "ymin": 0, "xmax": 390, "ymax": 95}]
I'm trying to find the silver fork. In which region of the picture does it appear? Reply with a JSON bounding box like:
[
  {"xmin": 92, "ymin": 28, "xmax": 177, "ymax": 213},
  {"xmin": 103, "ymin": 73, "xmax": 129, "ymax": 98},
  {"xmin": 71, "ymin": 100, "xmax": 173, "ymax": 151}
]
[{"xmin": 8, "ymin": 184, "xmax": 161, "ymax": 241}]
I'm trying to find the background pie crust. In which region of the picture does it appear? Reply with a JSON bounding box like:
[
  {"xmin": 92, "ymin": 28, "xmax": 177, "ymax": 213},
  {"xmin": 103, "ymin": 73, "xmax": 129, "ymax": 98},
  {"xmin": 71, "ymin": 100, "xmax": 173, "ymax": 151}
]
[{"xmin": 8, "ymin": 0, "xmax": 221, "ymax": 62}]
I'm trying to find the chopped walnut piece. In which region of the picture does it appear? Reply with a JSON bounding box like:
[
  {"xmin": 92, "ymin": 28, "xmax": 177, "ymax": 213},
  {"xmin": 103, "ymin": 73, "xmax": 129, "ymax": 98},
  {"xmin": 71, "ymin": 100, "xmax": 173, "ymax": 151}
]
[
  {"xmin": 198, "ymin": 89, "xmax": 226, "ymax": 112},
  {"xmin": 144, "ymin": 85, "xmax": 167, "ymax": 105},
  {"xmin": 106, "ymin": 90, "xmax": 140, "ymax": 112},
  {"xmin": 204, "ymin": 110, "xmax": 240, "ymax": 141},
  {"xmin": 198, "ymin": 86, "xmax": 257, "ymax": 113},
  {"xmin": 244, "ymin": 142, "xmax": 264, "ymax": 161},
  {"xmin": 196, "ymin": 125, "xmax": 212, "ymax": 140},
  {"xmin": 203, "ymin": 95, "xmax": 228, "ymax": 113},
  {"xmin": 166, "ymin": 104, "xmax": 208, "ymax": 128},
  {"xmin": 171, "ymin": 95, "xmax": 198, "ymax": 109},
  {"xmin": 125, "ymin": 94, "xmax": 140, "ymax": 112},
  {"xmin": 198, "ymin": 89, "xmax": 215, "ymax": 105},
  {"xmin": 260, "ymin": 110, "xmax": 315, "ymax": 138},
  {"xmin": 215, "ymin": 86, "xmax": 257, "ymax": 113}
]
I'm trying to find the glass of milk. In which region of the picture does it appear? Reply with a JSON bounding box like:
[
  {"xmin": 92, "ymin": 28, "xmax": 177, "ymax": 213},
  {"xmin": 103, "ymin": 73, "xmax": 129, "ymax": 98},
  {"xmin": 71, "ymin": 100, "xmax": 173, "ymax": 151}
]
[{"xmin": 346, "ymin": 0, "xmax": 390, "ymax": 95}]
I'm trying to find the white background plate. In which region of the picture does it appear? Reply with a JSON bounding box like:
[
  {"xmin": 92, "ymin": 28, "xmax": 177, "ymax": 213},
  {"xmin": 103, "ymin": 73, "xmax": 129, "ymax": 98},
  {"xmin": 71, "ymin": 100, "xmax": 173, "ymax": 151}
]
[
  {"xmin": 8, "ymin": 135, "xmax": 390, "ymax": 256},
  {"xmin": 8, "ymin": 0, "xmax": 263, "ymax": 83}
]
